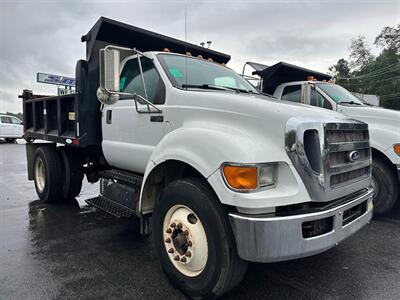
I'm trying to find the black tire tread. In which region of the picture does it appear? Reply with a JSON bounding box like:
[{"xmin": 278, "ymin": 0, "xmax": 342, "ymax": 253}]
[
  {"xmin": 58, "ymin": 147, "xmax": 83, "ymax": 200},
  {"xmin": 154, "ymin": 177, "xmax": 247, "ymax": 299},
  {"xmin": 372, "ymin": 157, "xmax": 399, "ymax": 214},
  {"xmin": 34, "ymin": 146, "xmax": 63, "ymax": 203},
  {"xmin": 186, "ymin": 178, "xmax": 247, "ymax": 298}
]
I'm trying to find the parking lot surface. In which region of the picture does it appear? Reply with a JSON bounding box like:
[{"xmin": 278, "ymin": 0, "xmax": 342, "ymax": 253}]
[{"xmin": 1, "ymin": 142, "xmax": 400, "ymax": 299}]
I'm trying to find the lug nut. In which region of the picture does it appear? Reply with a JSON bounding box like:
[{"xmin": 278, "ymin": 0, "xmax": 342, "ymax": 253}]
[
  {"xmin": 165, "ymin": 238, "xmax": 171, "ymax": 243},
  {"xmin": 170, "ymin": 223, "xmax": 176, "ymax": 228},
  {"xmin": 184, "ymin": 230, "xmax": 189, "ymax": 236},
  {"xmin": 168, "ymin": 248, "xmax": 174, "ymax": 253},
  {"xmin": 188, "ymin": 241, "xmax": 192, "ymax": 247},
  {"xmin": 177, "ymin": 223, "xmax": 183, "ymax": 229},
  {"xmin": 186, "ymin": 251, "xmax": 192, "ymax": 257},
  {"xmin": 174, "ymin": 255, "xmax": 180, "ymax": 261},
  {"xmin": 166, "ymin": 228, "xmax": 172, "ymax": 234},
  {"xmin": 180, "ymin": 257, "xmax": 187, "ymax": 263}
]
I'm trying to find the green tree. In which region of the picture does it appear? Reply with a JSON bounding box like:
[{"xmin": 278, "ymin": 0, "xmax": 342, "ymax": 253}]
[
  {"xmin": 349, "ymin": 36, "xmax": 374, "ymax": 71},
  {"xmin": 328, "ymin": 58, "xmax": 351, "ymax": 79},
  {"xmin": 336, "ymin": 26, "xmax": 400, "ymax": 110},
  {"xmin": 374, "ymin": 24, "xmax": 400, "ymax": 54}
]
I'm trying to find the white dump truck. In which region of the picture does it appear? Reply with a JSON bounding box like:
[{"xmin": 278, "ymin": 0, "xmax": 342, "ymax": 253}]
[
  {"xmin": 246, "ymin": 61, "xmax": 399, "ymax": 214},
  {"xmin": 22, "ymin": 18, "xmax": 374, "ymax": 299}
]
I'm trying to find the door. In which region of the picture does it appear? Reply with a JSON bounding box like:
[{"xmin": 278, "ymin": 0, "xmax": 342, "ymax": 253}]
[
  {"xmin": 0, "ymin": 116, "xmax": 14, "ymax": 137},
  {"xmin": 307, "ymin": 85, "xmax": 334, "ymax": 110},
  {"xmin": 102, "ymin": 56, "xmax": 167, "ymax": 174}
]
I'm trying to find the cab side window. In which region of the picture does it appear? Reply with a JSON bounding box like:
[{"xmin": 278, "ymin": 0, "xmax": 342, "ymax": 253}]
[
  {"xmin": 11, "ymin": 117, "xmax": 22, "ymax": 125},
  {"xmin": 120, "ymin": 57, "xmax": 166, "ymax": 104},
  {"xmin": 310, "ymin": 88, "xmax": 333, "ymax": 110},
  {"xmin": 281, "ymin": 85, "xmax": 302, "ymax": 103},
  {"xmin": 0, "ymin": 116, "xmax": 12, "ymax": 124}
]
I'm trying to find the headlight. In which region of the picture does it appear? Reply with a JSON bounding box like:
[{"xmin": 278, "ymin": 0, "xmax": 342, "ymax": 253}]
[
  {"xmin": 394, "ymin": 144, "xmax": 400, "ymax": 156},
  {"xmin": 221, "ymin": 162, "xmax": 278, "ymax": 192}
]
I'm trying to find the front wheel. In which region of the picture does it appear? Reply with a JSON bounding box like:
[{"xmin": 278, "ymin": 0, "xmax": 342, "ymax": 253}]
[
  {"xmin": 372, "ymin": 158, "xmax": 399, "ymax": 214},
  {"xmin": 153, "ymin": 178, "xmax": 247, "ymax": 299}
]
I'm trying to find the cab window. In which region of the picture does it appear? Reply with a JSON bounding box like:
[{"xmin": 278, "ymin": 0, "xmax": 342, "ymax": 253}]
[
  {"xmin": 0, "ymin": 116, "xmax": 12, "ymax": 124},
  {"xmin": 281, "ymin": 85, "xmax": 302, "ymax": 102},
  {"xmin": 310, "ymin": 87, "xmax": 333, "ymax": 110},
  {"xmin": 120, "ymin": 57, "xmax": 165, "ymax": 104},
  {"xmin": 11, "ymin": 117, "xmax": 22, "ymax": 125}
]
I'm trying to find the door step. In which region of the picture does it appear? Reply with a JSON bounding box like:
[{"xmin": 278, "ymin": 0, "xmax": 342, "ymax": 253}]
[
  {"xmin": 98, "ymin": 168, "xmax": 143, "ymax": 187},
  {"xmin": 86, "ymin": 196, "xmax": 135, "ymax": 218}
]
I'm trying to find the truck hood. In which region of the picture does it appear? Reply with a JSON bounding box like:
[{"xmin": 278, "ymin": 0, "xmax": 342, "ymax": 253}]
[
  {"xmin": 174, "ymin": 90, "xmax": 348, "ymax": 124},
  {"xmin": 337, "ymin": 105, "xmax": 400, "ymax": 155},
  {"xmin": 338, "ymin": 105, "xmax": 400, "ymax": 132}
]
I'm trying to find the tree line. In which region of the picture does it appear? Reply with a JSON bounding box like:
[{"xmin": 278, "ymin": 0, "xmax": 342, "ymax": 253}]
[{"xmin": 329, "ymin": 24, "xmax": 400, "ymax": 110}]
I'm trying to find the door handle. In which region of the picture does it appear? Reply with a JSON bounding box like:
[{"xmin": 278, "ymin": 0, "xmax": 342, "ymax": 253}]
[
  {"xmin": 106, "ymin": 110, "xmax": 112, "ymax": 124},
  {"xmin": 150, "ymin": 115, "xmax": 164, "ymax": 122}
]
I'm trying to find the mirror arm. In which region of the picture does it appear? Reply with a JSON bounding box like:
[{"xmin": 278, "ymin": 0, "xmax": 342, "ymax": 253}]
[
  {"xmin": 133, "ymin": 93, "xmax": 162, "ymax": 113},
  {"xmin": 137, "ymin": 54, "xmax": 150, "ymax": 112}
]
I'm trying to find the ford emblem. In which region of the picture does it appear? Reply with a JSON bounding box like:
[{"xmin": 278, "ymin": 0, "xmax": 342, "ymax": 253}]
[{"xmin": 347, "ymin": 150, "xmax": 360, "ymax": 162}]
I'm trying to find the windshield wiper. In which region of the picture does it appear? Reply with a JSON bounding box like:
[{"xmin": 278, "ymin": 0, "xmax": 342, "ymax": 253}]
[
  {"xmin": 181, "ymin": 84, "xmax": 259, "ymax": 95},
  {"xmin": 339, "ymin": 101, "xmax": 362, "ymax": 106},
  {"xmin": 181, "ymin": 84, "xmax": 230, "ymax": 91}
]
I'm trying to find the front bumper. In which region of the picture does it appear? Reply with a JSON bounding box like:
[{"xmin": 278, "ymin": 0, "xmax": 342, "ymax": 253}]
[{"xmin": 229, "ymin": 188, "xmax": 373, "ymax": 263}]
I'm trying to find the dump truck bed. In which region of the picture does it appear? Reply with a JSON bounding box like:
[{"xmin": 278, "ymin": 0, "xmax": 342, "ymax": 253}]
[{"xmin": 21, "ymin": 90, "xmax": 100, "ymax": 147}]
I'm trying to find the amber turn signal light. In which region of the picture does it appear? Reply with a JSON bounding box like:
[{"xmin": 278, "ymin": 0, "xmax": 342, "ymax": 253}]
[
  {"xmin": 223, "ymin": 165, "xmax": 257, "ymax": 190},
  {"xmin": 394, "ymin": 144, "xmax": 400, "ymax": 156}
]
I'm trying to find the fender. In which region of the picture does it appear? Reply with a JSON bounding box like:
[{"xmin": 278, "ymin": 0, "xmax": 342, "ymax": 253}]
[
  {"xmin": 369, "ymin": 125, "xmax": 400, "ymax": 165},
  {"xmin": 138, "ymin": 123, "xmax": 303, "ymax": 215}
]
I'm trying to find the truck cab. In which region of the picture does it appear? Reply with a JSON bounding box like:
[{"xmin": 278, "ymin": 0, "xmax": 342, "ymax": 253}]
[
  {"xmin": 245, "ymin": 60, "xmax": 399, "ymax": 214},
  {"xmin": 22, "ymin": 18, "xmax": 374, "ymax": 299}
]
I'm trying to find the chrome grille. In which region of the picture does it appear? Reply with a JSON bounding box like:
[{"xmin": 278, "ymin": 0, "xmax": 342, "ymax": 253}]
[
  {"xmin": 285, "ymin": 117, "xmax": 372, "ymax": 202},
  {"xmin": 324, "ymin": 123, "xmax": 371, "ymax": 189}
]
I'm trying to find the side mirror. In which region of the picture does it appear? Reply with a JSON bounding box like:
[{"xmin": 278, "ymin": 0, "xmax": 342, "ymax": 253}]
[{"xmin": 97, "ymin": 48, "xmax": 121, "ymax": 105}]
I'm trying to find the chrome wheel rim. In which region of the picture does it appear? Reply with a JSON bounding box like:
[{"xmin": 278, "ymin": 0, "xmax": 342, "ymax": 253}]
[
  {"xmin": 163, "ymin": 205, "xmax": 208, "ymax": 277},
  {"xmin": 35, "ymin": 157, "xmax": 45, "ymax": 193}
]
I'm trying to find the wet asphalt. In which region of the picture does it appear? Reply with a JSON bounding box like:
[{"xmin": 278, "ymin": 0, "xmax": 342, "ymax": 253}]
[{"xmin": 1, "ymin": 141, "xmax": 400, "ymax": 300}]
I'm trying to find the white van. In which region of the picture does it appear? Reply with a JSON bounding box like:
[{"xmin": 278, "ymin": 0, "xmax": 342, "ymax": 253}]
[{"xmin": 0, "ymin": 114, "xmax": 23, "ymax": 142}]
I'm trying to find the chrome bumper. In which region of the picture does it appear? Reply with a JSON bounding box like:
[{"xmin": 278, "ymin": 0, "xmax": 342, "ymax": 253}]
[{"xmin": 229, "ymin": 188, "xmax": 374, "ymax": 263}]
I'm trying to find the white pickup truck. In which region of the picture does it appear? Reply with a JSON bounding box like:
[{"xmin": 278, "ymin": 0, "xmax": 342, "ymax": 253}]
[
  {"xmin": 22, "ymin": 18, "xmax": 374, "ymax": 299},
  {"xmin": 253, "ymin": 62, "xmax": 399, "ymax": 214},
  {"xmin": 0, "ymin": 114, "xmax": 23, "ymax": 142}
]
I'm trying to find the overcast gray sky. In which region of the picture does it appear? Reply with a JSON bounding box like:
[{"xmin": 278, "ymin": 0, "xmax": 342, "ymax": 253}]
[{"xmin": 0, "ymin": 0, "xmax": 399, "ymax": 113}]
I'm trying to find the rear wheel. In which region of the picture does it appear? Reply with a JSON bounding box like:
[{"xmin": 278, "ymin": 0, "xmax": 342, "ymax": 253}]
[
  {"xmin": 58, "ymin": 147, "xmax": 83, "ymax": 200},
  {"xmin": 372, "ymin": 158, "xmax": 399, "ymax": 214},
  {"xmin": 33, "ymin": 146, "xmax": 63, "ymax": 203},
  {"xmin": 153, "ymin": 178, "xmax": 247, "ymax": 299}
]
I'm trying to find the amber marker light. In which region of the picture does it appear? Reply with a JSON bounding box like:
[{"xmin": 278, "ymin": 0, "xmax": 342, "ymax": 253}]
[
  {"xmin": 394, "ymin": 144, "xmax": 400, "ymax": 156},
  {"xmin": 223, "ymin": 165, "xmax": 258, "ymax": 190}
]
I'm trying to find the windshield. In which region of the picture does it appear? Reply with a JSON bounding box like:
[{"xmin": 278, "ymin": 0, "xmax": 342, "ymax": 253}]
[
  {"xmin": 317, "ymin": 83, "xmax": 364, "ymax": 105},
  {"xmin": 157, "ymin": 54, "xmax": 258, "ymax": 93}
]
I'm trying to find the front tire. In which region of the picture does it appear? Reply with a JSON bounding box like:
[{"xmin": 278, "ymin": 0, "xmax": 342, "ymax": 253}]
[
  {"xmin": 153, "ymin": 178, "xmax": 247, "ymax": 299},
  {"xmin": 33, "ymin": 146, "xmax": 63, "ymax": 203},
  {"xmin": 372, "ymin": 158, "xmax": 399, "ymax": 214}
]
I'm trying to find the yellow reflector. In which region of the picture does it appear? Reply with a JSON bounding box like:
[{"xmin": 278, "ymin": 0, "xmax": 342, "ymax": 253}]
[
  {"xmin": 223, "ymin": 165, "xmax": 257, "ymax": 190},
  {"xmin": 394, "ymin": 144, "xmax": 400, "ymax": 156}
]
